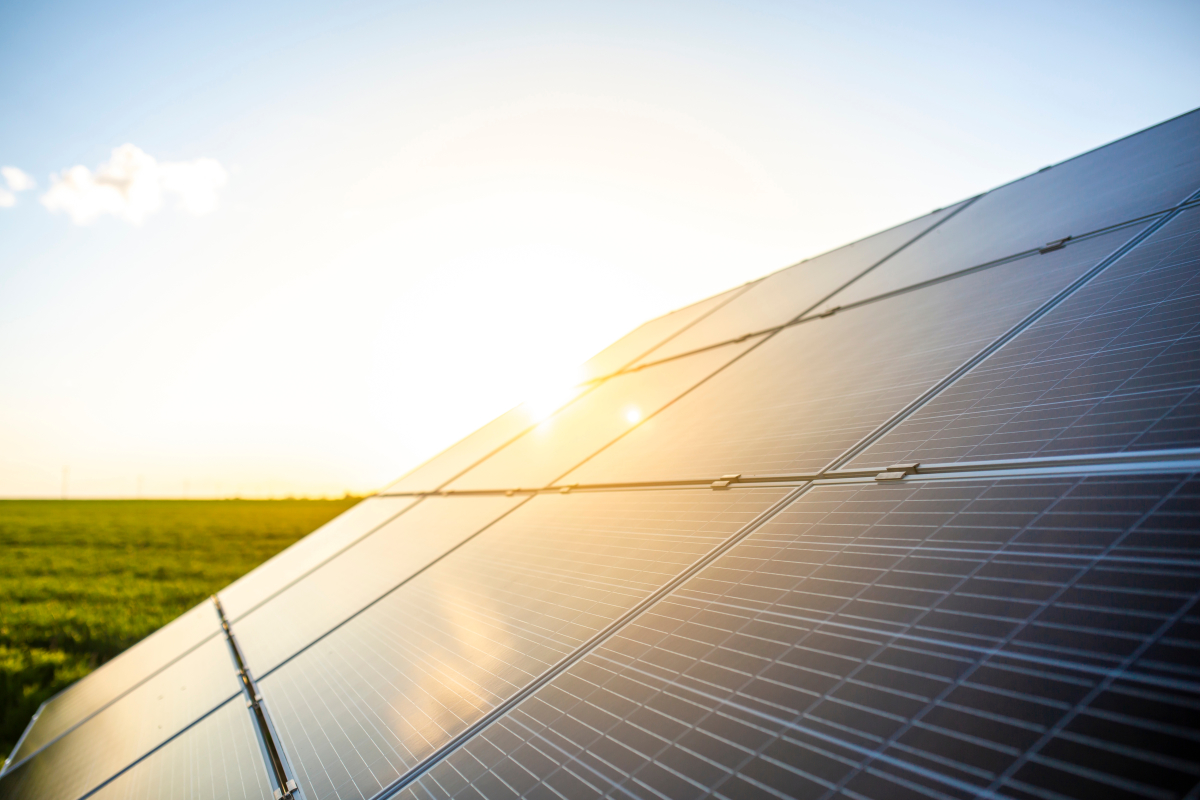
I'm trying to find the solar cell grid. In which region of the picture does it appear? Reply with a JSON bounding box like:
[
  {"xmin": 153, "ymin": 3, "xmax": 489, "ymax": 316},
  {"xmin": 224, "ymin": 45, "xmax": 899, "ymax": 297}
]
[
  {"xmin": 255, "ymin": 489, "xmax": 787, "ymax": 800},
  {"xmin": 628, "ymin": 201, "xmax": 971, "ymax": 369},
  {"xmin": 851, "ymin": 206, "xmax": 1200, "ymax": 470},
  {"xmin": 401, "ymin": 474, "xmax": 1200, "ymax": 800},
  {"xmin": 84, "ymin": 697, "xmax": 274, "ymax": 800},
  {"xmin": 0, "ymin": 634, "xmax": 242, "ymax": 800},
  {"xmin": 563, "ymin": 226, "xmax": 1146, "ymax": 487},
  {"xmin": 827, "ymin": 108, "xmax": 1200, "ymax": 309}
]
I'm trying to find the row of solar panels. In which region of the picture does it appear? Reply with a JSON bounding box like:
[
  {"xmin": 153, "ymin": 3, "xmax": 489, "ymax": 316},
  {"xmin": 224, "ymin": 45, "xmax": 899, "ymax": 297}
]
[{"xmin": 2, "ymin": 109, "xmax": 1198, "ymax": 800}]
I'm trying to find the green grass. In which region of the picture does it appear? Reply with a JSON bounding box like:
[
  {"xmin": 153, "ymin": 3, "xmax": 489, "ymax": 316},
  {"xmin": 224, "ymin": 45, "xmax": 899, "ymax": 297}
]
[{"xmin": 0, "ymin": 497, "xmax": 360, "ymax": 758}]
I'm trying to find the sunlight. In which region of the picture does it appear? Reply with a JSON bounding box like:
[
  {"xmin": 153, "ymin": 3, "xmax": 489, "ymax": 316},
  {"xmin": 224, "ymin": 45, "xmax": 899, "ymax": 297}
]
[
  {"xmin": 522, "ymin": 366, "xmax": 586, "ymax": 424},
  {"xmin": 624, "ymin": 406, "xmax": 642, "ymax": 424}
]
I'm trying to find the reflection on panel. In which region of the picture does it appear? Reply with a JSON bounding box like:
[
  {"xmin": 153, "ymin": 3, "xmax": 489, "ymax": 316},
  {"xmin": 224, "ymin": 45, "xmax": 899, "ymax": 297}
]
[
  {"xmin": 404, "ymin": 474, "xmax": 1200, "ymax": 800},
  {"xmin": 852, "ymin": 207, "xmax": 1200, "ymax": 468},
  {"xmin": 581, "ymin": 286, "xmax": 749, "ymax": 381},
  {"xmin": 565, "ymin": 227, "xmax": 1145, "ymax": 485},
  {"xmin": 830, "ymin": 108, "xmax": 1200, "ymax": 307},
  {"xmin": 632, "ymin": 201, "xmax": 970, "ymax": 367},
  {"xmin": 218, "ymin": 496, "xmax": 417, "ymax": 620},
  {"xmin": 6, "ymin": 601, "xmax": 221, "ymax": 768},
  {"xmin": 0, "ymin": 635, "xmax": 241, "ymax": 800},
  {"xmin": 258, "ymin": 488, "xmax": 786, "ymax": 800},
  {"xmin": 86, "ymin": 698, "xmax": 273, "ymax": 800},
  {"xmin": 445, "ymin": 338, "xmax": 761, "ymax": 492},
  {"xmin": 380, "ymin": 388, "xmax": 590, "ymax": 496},
  {"xmin": 234, "ymin": 495, "xmax": 524, "ymax": 674}
]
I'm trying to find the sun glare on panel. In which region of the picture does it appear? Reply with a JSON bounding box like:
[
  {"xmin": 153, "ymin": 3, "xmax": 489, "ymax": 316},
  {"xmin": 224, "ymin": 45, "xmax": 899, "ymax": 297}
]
[
  {"xmin": 624, "ymin": 406, "xmax": 642, "ymax": 424},
  {"xmin": 523, "ymin": 367, "xmax": 585, "ymax": 424}
]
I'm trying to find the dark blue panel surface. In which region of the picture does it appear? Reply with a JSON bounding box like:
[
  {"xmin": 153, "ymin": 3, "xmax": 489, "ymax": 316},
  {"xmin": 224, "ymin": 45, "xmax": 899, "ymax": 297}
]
[
  {"xmin": 402, "ymin": 473, "xmax": 1200, "ymax": 800},
  {"xmin": 852, "ymin": 206, "xmax": 1200, "ymax": 469}
]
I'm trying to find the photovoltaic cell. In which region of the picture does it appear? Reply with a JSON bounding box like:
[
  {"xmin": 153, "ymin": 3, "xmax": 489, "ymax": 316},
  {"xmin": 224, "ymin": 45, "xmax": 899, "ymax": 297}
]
[
  {"xmin": 581, "ymin": 286, "xmax": 749, "ymax": 381},
  {"xmin": 564, "ymin": 226, "xmax": 1146, "ymax": 486},
  {"xmin": 233, "ymin": 495, "xmax": 524, "ymax": 674},
  {"xmin": 850, "ymin": 206, "xmax": 1200, "ymax": 469},
  {"xmin": 5, "ymin": 601, "xmax": 221, "ymax": 768},
  {"xmin": 256, "ymin": 488, "xmax": 787, "ymax": 800},
  {"xmin": 445, "ymin": 338, "xmax": 761, "ymax": 492},
  {"xmin": 827, "ymin": 108, "xmax": 1200, "ymax": 308},
  {"xmin": 402, "ymin": 474, "xmax": 1200, "ymax": 800},
  {"xmin": 0, "ymin": 634, "xmax": 242, "ymax": 800},
  {"xmin": 218, "ymin": 496, "xmax": 417, "ymax": 620},
  {"xmin": 85, "ymin": 697, "xmax": 273, "ymax": 800},
  {"xmin": 630, "ymin": 201, "xmax": 971, "ymax": 368}
]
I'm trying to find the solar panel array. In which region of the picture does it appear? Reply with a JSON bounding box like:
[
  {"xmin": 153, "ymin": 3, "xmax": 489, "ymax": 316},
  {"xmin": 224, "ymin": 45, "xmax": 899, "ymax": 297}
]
[{"xmin": 3, "ymin": 109, "xmax": 1199, "ymax": 800}]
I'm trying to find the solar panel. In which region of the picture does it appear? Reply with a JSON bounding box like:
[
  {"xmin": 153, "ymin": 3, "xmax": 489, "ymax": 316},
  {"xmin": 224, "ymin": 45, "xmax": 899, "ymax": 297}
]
[
  {"xmin": 7, "ymin": 110, "xmax": 1199, "ymax": 800},
  {"xmin": 581, "ymin": 285, "xmax": 752, "ymax": 381},
  {"xmin": 233, "ymin": 495, "xmax": 524, "ymax": 674},
  {"xmin": 827, "ymin": 108, "xmax": 1200, "ymax": 309},
  {"xmin": 0, "ymin": 634, "xmax": 242, "ymax": 800},
  {"xmin": 84, "ymin": 697, "xmax": 274, "ymax": 800},
  {"xmin": 258, "ymin": 489, "xmax": 787, "ymax": 800},
  {"xmin": 218, "ymin": 496, "xmax": 418, "ymax": 619},
  {"xmin": 628, "ymin": 201, "xmax": 973, "ymax": 368},
  {"xmin": 563, "ymin": 225, "xmax": 1148, "ymax": 485},
  {"xmin": 401, "ymin": 473, "xmax": 1200, "ymax": 800},
  {"xmin": 850, "ymin": 205, "xmax": 1200, "ymax": 469},
  {"xmin": 445, "ymin": 338, "xmax": 762, "ymax": 492},
  {"xmin": 5, "ymin": 601, "xmax": 222, "ymax": 768}
]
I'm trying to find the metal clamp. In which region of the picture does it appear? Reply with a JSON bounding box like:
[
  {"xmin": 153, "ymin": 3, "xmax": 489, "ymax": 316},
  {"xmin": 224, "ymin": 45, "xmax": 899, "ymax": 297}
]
[
  {"xmin": 711, "ymin": 473, "xmax": 742, "ymax": 490},
  {"xmin": 875, "ymin": 462, "xmax": 920, "ymax": 481}
]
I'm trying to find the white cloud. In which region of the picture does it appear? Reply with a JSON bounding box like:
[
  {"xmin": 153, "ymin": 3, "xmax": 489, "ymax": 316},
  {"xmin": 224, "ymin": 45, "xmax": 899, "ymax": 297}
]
[
  {"xmin": 0, "ymin": 189, "xmax": 14, "ymax": 208},
  {"xmin": 2, "ymin": 166, "xmax": 35, "ymax": 192},
  {"xmin": 40, "ymin": 144, "xmax": 228, "ymax": 225}
]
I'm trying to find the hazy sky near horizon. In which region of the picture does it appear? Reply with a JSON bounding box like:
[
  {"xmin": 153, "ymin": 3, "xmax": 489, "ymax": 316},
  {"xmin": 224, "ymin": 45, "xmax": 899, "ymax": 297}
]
[{"xmin": 1, "ymin": 0, "xmax": 1198, "ymax": 498}]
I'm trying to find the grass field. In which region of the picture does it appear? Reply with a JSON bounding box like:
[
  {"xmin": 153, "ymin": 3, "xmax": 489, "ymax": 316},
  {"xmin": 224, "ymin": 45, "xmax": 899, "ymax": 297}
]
[{"xmin": 0, "ymin": 497, "xmax": 360, "ymax": 759}]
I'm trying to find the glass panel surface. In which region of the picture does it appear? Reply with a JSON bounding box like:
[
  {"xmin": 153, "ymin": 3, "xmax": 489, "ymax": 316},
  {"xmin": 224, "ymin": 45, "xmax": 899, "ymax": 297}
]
[
  {"xmin": 632, "ymin": 201, "xmax": 970, "ymax": 367},
  {"xmin": 564, "ymin": 227, "xmax": 1146, "ymax": 485},
  {"xmin": 829, "ymin": 108, "xmax": 1200, "ymax": 308},
  {"xmin": 218, "ymin": 496, "xmax": 417, "ymax": 620},
  {"xmin": 86, "ymin": 697, "xmax": 273, "ymax": 800},
  {"xmin": 234, "ymin": 495, "xmax": 524, "ymax": 674},
  {"xmin": 257, "ymin": 488, "xmax": 787, "ymax": 800},
  {"xmin": 404, "ymin": 473, "xmax": 1200, "ymax": 800},
  {"xmin": 0, "ymin": 635, "xmax": 242, "ymax": 800},
  {"xmin": 445, "ymin": 338, "xmax": 761, "ymax": 492},
  {"xmin": 7, "ymin": 601, "xmax": 221, "ymax": 766},
  {"xmin": 581, "ymin": 285, "xmax": 749, "ymax": 380},
  {"xmin": 851, "ymin": 207, "xmax": 1200, "ymax": 469}
]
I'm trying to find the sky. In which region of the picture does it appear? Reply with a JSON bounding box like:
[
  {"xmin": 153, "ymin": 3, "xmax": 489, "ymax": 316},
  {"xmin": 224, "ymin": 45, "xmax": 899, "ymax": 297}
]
[{"xmin": 1, "ymin": 0, "xmax": 1198, "ymax": 499}]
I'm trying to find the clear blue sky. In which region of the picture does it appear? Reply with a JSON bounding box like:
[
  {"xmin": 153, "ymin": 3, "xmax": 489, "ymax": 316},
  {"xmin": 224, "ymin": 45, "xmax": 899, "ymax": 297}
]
[{"xmin": 1, "ymin": 0, "xmax": 1197, "ymax": 498}]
